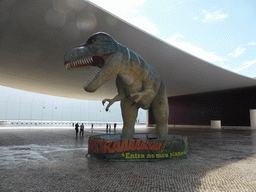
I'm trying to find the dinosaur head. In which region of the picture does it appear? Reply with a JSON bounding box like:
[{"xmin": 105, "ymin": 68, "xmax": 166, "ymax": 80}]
[{"xmin": 64, "ymin": 32, "xmax": 118, "ymax": 92}]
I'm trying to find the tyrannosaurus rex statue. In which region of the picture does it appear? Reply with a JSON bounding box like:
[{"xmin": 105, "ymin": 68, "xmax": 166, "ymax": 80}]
[{"xmin": 64, "ymin": 32, "xmax": 169, "ymax": 140}]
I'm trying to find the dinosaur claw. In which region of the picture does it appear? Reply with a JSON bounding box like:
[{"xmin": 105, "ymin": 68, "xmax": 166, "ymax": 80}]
[
  {"xmin": 106, "ymin": 108, "xmax": 109, "ymax": 112},
  {"xmin": 130, "ymin": 102, "xmax": 136, "ymax": 106}
]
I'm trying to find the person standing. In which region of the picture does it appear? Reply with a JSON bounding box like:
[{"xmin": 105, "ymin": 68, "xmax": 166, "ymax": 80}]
[
  {"xmin": 80, "ymin": 123, "xmax": 84, "ymax": 136},
  {"xmin": 114, "ymin": 123, "xmax": 117, "ymax": 132},
  {"xmin": 106, "ymin": 123, "xmax": 109, "ymax": 133},
  {"xmin": 75, "ymin": 123, "xmax": 79, "ymax": 136}
]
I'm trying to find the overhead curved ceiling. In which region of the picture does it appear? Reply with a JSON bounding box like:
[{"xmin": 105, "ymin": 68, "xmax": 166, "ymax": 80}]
[{"xmin": 1, "ymin": 0, "xmax": 256, "ymax": 100}]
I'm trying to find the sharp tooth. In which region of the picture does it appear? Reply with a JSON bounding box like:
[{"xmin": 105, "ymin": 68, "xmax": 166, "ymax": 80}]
[{"xmin": 84, "ymin": 80, "xmax": 89, "ymax": 87}]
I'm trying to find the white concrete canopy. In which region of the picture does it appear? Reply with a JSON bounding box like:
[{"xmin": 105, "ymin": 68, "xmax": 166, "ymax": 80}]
[{"xmin": 1, "ymin": 0, "xmax": 256, "ymax": 101}]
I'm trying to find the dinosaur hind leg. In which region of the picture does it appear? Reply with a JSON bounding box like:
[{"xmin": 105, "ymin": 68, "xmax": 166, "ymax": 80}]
[
  {"xmin": 121, "ymin": 98, "xmax": 139, "ymax": 140},
  {"xmin": 151, "ymin": 83, "xmax": 169, "ymax": 139}
]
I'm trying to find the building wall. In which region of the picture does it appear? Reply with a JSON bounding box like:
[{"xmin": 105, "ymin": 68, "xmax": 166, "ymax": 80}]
[
  {"xmin": 0, "ymin": 86, "xmax": 146, "ymax": 123},
  {"xmin": 149, "ymin": 86, "xmax": 256, "ymax": 126}
]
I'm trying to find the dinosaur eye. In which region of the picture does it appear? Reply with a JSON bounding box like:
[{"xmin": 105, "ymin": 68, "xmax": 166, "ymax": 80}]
[
  {"xmin": 86, "ymin": 38, "xmax": 96, "ymax": 45},
  {"xmin": 88, "ymin": 39, "xmax": 96, "ymax": 45}
]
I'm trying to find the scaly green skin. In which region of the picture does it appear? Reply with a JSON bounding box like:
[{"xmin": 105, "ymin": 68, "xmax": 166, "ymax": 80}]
[{"xmin": 64, "ymin": 32, "xmax": 169, "ymax": 139}]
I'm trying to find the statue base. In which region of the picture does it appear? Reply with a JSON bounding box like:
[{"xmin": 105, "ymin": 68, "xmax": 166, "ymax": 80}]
[{"xmin": 88, "ymin": 134, "xmax": 188, "ymax": 161}]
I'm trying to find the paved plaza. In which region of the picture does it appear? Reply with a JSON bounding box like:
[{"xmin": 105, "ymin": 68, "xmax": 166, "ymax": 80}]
[{"xmin": 0, "ymin": 126, "xmax": 256, "ymax": 191}]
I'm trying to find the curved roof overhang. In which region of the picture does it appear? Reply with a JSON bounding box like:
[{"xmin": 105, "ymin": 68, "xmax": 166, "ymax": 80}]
[{"xmin": 1, "ymin": 0, "xmax": 256, "ymax": 100}]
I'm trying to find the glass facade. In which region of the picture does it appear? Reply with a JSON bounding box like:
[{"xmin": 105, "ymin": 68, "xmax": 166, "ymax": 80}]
[{"xmin": 0, "ymin": 86, "xmax": 146, "ymax": 123}]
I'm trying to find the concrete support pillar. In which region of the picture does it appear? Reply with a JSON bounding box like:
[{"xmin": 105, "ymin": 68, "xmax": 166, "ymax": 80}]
[
  {"xmin": 211, "ymin": 120, "xmax": 221, "ymax": 129},
  {"xmin": 250, "ymin": 109, "xmax": 256, "ymax": 129}
]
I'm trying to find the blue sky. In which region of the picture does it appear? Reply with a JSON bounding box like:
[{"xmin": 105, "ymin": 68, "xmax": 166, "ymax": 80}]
[{"xmin": 90, "ymin": 0, "xmax": 256, "ymax": 78}]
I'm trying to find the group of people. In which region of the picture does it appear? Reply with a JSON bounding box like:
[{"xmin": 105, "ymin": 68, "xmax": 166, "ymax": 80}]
[
  {"xmin": 106, "ymin": 123, "xmax": 117, "ymax": 131},
  {"xmin": 75, "ymin": 123, "xmax": 84, "ymax": 136},
  {"xmin": 74, "ymin": 123, "xmax": 118, "ymax": 136}
]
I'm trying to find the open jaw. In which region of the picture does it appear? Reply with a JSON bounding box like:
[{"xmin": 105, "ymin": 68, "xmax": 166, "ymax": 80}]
[{"xmin": 65, "ymin": 53, "xmax": 112, "ymax": 87}]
